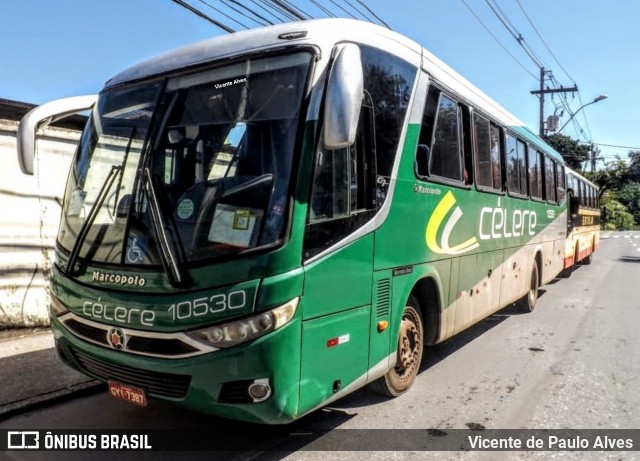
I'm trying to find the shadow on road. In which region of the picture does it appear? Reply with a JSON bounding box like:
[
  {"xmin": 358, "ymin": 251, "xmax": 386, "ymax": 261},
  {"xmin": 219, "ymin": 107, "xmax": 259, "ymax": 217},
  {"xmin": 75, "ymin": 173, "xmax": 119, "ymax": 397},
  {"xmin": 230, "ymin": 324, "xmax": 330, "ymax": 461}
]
[
  {"xmin": 618, "ymin": 256, "xmax": 640, "ymax": 263},
  {"xmin": 325, "ymin": 291, "xmax": 546, "ymax": 419}
]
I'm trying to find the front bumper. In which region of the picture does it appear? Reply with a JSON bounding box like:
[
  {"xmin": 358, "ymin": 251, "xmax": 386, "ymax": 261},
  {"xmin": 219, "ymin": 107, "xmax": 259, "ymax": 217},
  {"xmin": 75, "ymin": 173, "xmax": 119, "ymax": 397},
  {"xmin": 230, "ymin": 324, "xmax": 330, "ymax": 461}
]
[{"xmin": 50, "ymin": 313, "xmax": 302, "ymax": 424}]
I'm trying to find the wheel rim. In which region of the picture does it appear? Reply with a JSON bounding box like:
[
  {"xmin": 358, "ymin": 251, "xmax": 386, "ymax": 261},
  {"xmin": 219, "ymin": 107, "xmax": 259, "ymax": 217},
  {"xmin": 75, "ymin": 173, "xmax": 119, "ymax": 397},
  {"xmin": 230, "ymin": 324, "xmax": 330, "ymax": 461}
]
[{"xmin": 394, "ymin": 314, "xmax": 421, "ymax": 382}]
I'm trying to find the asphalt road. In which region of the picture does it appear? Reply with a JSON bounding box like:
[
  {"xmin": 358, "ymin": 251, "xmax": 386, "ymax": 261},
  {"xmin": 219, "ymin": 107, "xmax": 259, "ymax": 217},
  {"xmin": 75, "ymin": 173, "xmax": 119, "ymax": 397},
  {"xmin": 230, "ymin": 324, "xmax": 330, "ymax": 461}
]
[{"xmin": 2, "ymin": 231, "xmax": 639, "ymax": 460}]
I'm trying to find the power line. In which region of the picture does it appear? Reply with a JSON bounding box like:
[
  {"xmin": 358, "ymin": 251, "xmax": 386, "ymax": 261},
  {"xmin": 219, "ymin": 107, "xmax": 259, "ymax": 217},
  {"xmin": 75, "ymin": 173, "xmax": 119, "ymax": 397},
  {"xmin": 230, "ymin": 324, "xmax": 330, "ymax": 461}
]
[
  {"xmin": 196, "ymin": 0, "xmax": 251, "ymax": 29},
  {"xmin": 578, "ymin": 97, "xmax": 594, "ymax": 141},
  {"xmin": 459, "ymin": 0, "xmax": 538, "ymax": 79},
  {"xmin": 247, "ymin": 0, "xmax": 289, "ymax": 22},
  {"xmin": 270, "ymin": 0, "xmax": 312, "ymax": 20},
  {"xmin": 224, "ymin": 0, "xmax": 274, "ymax": 26},
  {"xmin": 344, "ymin": 0, "xmax": 377, "ymax": 23},
  {"xmin": 484, "ymin": 0, "xmax": 545, "ymax": 69},
  {"xmin": 586, "ymin": 142, "xmax": 640, "ymax": 151},
  {"xmin": 513, "ymin": 1, "xmax": 597, "ymax": 144},
  {"xmin": 256, "ymin": 0, "xmax": 299, "ymax": 21},
  {"xmin": 515, "ymin": 0, "xmax": 575, "ymax": 85},
  {"xmin": 309, "ymin": 0, "xmax": 336, "ymax": 17},
  {"xmin": 492, "ymin": 0, "xmax": 548, "ymax": 69},
  {"xmin": 326, "ymin": 0, "xmax": 359, "ymax": 19},
  {"xmin": 170, "ymin": 0, "xmax": 390, "ymax": 36},
  {"xmin": 480, "ymin": 0, "xmax": 593, "ymax": 139},
  {"xmin": 169, "ymin": 0, "xmax": 236, "ymax": 33},
  {"xmin": 355, "ymin": 0, "xmax": 391, "ymax": 29}
]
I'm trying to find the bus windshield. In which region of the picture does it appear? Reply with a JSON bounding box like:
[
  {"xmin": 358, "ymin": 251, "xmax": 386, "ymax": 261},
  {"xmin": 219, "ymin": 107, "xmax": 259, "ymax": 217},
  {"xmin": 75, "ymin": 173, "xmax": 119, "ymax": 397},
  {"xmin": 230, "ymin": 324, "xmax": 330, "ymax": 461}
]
[{"xmin": 58, "ymin": 51, "xmax": 312, "ymax": 269}]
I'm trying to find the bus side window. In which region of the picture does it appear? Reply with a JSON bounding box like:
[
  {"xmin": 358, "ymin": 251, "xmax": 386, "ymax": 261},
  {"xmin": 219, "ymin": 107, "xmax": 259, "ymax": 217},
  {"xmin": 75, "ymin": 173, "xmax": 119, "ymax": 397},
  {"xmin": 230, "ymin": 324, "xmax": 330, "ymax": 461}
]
[
  {"xmin": 417, "ymin": 88, "xmax": 463, "ymax": 182},
  {"xmin": 460, "ymin": 105, "xmax": 473, "ymax": 185},
  {"xmin": 309, "ymin": 95, "xmax": 375, "ymax": 222},
  {"xmin": 544, "ymin": 157, "xmax": 557, "ymax": 203},
  {"xmin": 415, "ymin": 87, "xmax": 439, "ymax": 177},
  {"xmin": 473, "ymin": 114, "xmax": 502, "ymax": 190},
  {"xmin": 506, "ymin": 134, "xmax": 527, "ymax": 196},
  {"xmin": 304, "ymin": 45, "xmax": 416, "ymax": 260},
  {"xmin": 528, "ymin": 147, "xmax": 542, "ymax": 199},
  {"xmin": 304, "ymin": 96, "xmax": 378, "ymax": 259},
  {"xmin": 556, "ymin": 165, "xmax": 565, "ymax": 203}
]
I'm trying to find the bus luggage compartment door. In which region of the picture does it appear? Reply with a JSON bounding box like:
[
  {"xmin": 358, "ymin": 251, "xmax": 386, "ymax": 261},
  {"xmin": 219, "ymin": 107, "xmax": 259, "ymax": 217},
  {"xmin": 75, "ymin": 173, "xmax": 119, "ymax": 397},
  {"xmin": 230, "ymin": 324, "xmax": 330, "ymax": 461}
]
[{"xmin": 298, "ymin": 305, "xmax": 370, "ymax": 416}]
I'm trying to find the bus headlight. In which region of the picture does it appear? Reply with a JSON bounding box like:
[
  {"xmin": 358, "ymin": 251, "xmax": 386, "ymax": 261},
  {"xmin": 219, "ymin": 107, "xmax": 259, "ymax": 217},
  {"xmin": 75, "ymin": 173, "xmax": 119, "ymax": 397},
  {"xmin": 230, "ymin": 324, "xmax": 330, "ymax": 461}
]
[
  {"xmin": 50, "ymin": 294, "xmax": 69, "ymax": 317},
  {"xmin": 186, "ymin": 297, "xmax": 299, "ymax": 348}
]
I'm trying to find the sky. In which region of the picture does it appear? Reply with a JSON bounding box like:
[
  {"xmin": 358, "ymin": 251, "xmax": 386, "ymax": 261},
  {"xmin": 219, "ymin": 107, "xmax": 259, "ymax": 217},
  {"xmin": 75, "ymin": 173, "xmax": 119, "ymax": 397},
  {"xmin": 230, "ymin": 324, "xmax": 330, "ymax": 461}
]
[{"xmin": 2, "ymin": 0, "xmax": 639, "ymax": 167}]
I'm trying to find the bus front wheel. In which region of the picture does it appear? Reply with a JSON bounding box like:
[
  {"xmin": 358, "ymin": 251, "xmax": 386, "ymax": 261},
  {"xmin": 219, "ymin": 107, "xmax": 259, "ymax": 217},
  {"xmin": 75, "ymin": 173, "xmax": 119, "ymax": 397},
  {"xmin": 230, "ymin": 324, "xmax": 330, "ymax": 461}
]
[{"xmin": 372, "ymin": 298, "xmax": 424, "ymax": 397}]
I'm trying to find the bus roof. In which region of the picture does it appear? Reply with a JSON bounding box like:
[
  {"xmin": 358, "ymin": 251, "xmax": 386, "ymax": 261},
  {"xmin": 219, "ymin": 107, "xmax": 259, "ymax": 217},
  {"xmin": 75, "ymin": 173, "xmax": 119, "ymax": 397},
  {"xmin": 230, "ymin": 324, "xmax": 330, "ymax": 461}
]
[
  {"xmin": 566, "ymin": 166, "xmax": 599, "ymax": 189},
  {"xmin": 510, "ymin": 125, "xmax": 565, "ymax": 164},
  {"xmin": 104, "ymin": 18, "xmax": 566, "ymax": 167},
  {"xmin": 105, "ymin": 18, "xmax": 422, "ymax": 89}
]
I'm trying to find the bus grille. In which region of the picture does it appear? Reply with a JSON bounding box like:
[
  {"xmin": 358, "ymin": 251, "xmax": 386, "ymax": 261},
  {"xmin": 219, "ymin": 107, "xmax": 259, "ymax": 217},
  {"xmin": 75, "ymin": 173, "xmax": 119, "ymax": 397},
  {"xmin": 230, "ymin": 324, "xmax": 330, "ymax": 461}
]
[
  {"xmin": 62, "ymin": 316, "xmax": 203, "ymax": 358},
  {"xmin": 64, "ymin": 318, "xmax": 109, "ymax": 346},
  {"xmin": 71, "ymin": 348, "xmax": 191, "ymax": 398}
]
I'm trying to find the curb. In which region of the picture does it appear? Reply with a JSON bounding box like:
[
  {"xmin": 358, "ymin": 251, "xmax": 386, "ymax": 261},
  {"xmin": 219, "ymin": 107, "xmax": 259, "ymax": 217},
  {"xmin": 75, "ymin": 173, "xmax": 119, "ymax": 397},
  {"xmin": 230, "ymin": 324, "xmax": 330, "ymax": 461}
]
[{"xmin": 0, "ymin": 380, "xmax": 106, "ymax": 421}]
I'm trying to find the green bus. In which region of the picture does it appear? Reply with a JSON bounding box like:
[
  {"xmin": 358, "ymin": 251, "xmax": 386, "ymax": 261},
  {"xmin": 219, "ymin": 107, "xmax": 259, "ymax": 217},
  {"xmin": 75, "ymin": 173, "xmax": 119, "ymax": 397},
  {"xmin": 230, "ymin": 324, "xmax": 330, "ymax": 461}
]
[{"xmin": 18, "ymin": 18, "xmax": 568, "ymax": 424}]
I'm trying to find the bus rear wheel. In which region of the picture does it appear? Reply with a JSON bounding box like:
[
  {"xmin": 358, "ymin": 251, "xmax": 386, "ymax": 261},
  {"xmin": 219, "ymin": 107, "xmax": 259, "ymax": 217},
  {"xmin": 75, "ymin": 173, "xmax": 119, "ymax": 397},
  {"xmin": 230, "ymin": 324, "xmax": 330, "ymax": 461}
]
[
  {"xmin": 372, "ymin": 298, "xmax": 423, "ymax": 397},
  {"xmin": 582, "ymin": 241, "xmax": 594, "ymax": 265},
  {"xmin": 517, "ymin": 262, "xmax": 539, "ymax": 313}
]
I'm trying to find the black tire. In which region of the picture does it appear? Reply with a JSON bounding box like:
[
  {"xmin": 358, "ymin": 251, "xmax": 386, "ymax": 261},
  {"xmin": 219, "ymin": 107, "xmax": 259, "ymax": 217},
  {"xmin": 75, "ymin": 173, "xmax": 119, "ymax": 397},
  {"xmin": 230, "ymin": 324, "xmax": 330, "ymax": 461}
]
[
  {"xmin": 582, "ymin": 241, "xmax": 594, "ymax": 265},
  {"xmin": 517, "ymin": 261, "xmax": 539, "ymax": 313},
  {"xmin": 371, "ymin": 297, "xmax": 424, "ymax": 397}
]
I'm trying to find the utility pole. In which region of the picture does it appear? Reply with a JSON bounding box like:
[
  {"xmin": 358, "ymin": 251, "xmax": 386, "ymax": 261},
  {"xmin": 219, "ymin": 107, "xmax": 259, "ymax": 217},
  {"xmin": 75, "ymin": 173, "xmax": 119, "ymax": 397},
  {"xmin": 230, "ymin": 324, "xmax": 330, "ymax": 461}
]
[
  {"xmin": 591, "ymin": 144, "xmax": 601, "ymax": 172},
  {"xmin": 530, "ymin": 68, "xmax": 578, "ymax": 137}
]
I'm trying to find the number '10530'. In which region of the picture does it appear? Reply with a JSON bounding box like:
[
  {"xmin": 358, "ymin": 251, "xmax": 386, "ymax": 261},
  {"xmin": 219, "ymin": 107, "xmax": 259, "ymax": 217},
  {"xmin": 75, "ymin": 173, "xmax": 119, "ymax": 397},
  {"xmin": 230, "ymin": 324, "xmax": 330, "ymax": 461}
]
[{"xmin": 167, "ymin": 291, "xmax": 247, "ymax": 321}]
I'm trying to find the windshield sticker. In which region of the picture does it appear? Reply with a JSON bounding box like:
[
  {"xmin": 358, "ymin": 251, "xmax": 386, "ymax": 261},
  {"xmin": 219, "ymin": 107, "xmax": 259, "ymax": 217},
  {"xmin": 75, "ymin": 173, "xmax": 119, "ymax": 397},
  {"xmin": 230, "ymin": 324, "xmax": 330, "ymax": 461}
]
[
  {"xmin": 232, "ymin": 209, "xmax": 251, "ymax": 230},
  {"xmin": 209, "ymin": 205, "xmax": 262, "ymax": 248},
  {"xmin": 177, "ymin": 199, "xmax": 195, "ymax": 220}
]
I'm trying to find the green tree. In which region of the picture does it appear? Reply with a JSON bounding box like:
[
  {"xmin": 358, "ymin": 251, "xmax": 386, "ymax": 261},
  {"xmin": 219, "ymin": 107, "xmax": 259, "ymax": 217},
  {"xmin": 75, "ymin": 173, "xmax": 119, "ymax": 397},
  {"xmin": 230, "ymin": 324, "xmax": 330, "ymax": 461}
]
[
  {"xmin": 601, "ymin": 194, "xmax": 635, "ymax": 230},
  {"xmin": 585, "ymin": 156, "xmax": 629, "ymax": 199},
  {"xmin": 628, "ymin": 150, "xmax": 640, "ymax": 181},
  {"xmin": 544, "ymin": 133, "xmax": 591, "ymax": 170},
  {"xmin": 613, "ymin": 182, "xmax": 640, "ymax": 225}
]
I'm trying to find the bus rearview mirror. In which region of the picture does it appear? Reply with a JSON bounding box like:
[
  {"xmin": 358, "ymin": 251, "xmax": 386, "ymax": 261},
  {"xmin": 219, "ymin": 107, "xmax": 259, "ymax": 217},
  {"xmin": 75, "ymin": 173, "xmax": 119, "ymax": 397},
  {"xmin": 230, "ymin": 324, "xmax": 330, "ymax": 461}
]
[
  {"xmin": 17, "ymin": 95, "xmax": 97, "ymax": 175},
  {"xmin": 323, "ymin": 44, "xmax": 363, "ymax": 150}
]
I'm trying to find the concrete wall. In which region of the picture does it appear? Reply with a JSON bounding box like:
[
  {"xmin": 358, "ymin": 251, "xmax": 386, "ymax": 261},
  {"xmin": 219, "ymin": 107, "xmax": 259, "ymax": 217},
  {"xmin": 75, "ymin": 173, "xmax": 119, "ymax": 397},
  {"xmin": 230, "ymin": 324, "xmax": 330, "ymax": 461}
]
[{"xmin": 0, "ymin": 119, "xmax": 80, "ymax": 327}]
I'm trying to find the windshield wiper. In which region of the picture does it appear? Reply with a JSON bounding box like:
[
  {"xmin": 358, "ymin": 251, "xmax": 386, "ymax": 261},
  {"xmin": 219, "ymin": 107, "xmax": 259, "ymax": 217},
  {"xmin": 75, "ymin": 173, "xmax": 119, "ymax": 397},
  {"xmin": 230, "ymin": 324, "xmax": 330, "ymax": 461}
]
[
  {"xmin": 65, "ymin": 164, "xmax": 122, "ymax": 277},
  {"xmin": 142, "ymin": 167, "xmax": 186, "ymax": 287}
]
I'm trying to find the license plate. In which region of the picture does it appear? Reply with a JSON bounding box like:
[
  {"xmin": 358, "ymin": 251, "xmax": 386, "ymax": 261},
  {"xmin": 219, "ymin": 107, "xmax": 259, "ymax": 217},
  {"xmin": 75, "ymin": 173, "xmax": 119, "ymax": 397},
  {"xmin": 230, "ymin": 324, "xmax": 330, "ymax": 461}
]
[{"xmin": 108, "ymin": 381, "xmax": 147, "ymax": 407}]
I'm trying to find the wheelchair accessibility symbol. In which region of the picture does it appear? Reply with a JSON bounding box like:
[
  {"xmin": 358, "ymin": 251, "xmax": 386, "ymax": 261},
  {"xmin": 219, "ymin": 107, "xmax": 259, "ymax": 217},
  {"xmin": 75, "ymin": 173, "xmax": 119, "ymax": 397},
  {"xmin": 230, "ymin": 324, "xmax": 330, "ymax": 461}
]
[{"xmin": 126, "ymin": 236, "xmax": 147, "ymax": 264}]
